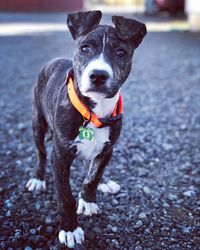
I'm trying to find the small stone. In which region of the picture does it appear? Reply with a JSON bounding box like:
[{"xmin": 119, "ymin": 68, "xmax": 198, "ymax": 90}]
[
  {"xmin": 112, "ymin": 199, "xmax": 118, "ymax": 206},
  {"xmin": 0, "ymin": 241, "xmax": 6, "ymax": 249},
  {"xmin": 6, "ymin": 210, "xmax": 11, "ymax": 217},
  {"xmin": 162, "ymin": 143, "xmax": 173, "ymax": 151},
  {"xmin": 137, "ymin": 167, "xmax": 149, "ymax": 177},
  {"xmin": 21, "ymin": 209, "xmax": 29, "ymax": 216},
  {"xmin": 162, "ymin": 202, "xmax": 170, "ymax": 208},
  {"xmin": 138, "ymin": 212, "xmax": 147, "ymax": 220},
  {"xmin": 182, "ymin": 226, "xmax": 191, "ymax": 234},
  {"xmin": 117, "ymin": 193, "xmax": 127, "ymax": 198},
  {"xmin": 24, "ymin": 247, "xmax": 33, "ymax": 250},
  {"xmin": 180, "ymin": 124, "xmax": 187, "ymax": 130},
  {"xmin": 134, "ymin": 220, "xmax": 143, "ymax": 229},
  {"xmin": 15, "ymin": 160, "xmax": 22, "ymax": 166},
  {"xmin": 183, "ymin": 190, "xmax": 195, "ymax": 197},
  {"xmin": 168, "ymin": 193, "xmax": 177, "ymax": 200},
  {"xmin": 35, "ymin": 202, "xmax": 41, "ymax": 210},
  {"xmin": 17, "ymin": 122, "xmax": 26, "ymax": 130},
  {"xmin": 14, "ymin": 229, "xmax": 21, "ymax": 239},
  {"xmin": 135, "ymin": 246, "xmax": 143, "ymax": 250},
  {"xmin": 143, "ymin": 186, "xmax": 151, "ymax": 195},
  {"xmin": 108, "ymin": 214, "xmax": 119, "ymax": 222},
  {"xmin": 5, "ymin": 200, "xmax": 13, "ymax": 208},
  {"xmin": 30, "ymin": 228, "xmax": 37, "ymax": 235},
  {"xmin": 111, "ymin": 226, "xmax": 118, "ymax": 233},
  {"xmin": 44, "ymin": 200, "xmax": 51, "ymax": 208},
  {"xmin": 7, "ymin": 183, "xmax": 16, "ymax": 189},
  {"xmin": 45, "ymin": 216, "xmax": 54, "ymax": 225}
]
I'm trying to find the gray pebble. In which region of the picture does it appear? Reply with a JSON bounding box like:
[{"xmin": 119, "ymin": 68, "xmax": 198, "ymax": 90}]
[
  {"xmin": 30, "ymin": 228, "xmax": 37, "ymax": 235},
  {"xmin": 162, "ymin": 143, "xmax": 173, "ymax": 151},
  {"xmin": 134, "ymin": 220, "xmax": 143, "ymax": 229},
  {"xmin": 143, "ymin": 186, "xmax": 151, "ymax": 195},
  {"xmin": 138, "ymin": 212, "xmax": 147, "ymax": 220},
  {"xmin": 111, "ymin": 226, "xmax": 118, "ymax": 233},
  {"xmin": 24, "ymin": 247, "xmax": 33, "ymax": 250},
  {"xmin": 137, "ymin": 167, "xmax": 149, "ymax": 177},
  {"xmin": 183, "ymin": 190, "xmax": 195, "ymax": 197},
  {"xmin": 135, "ymin": 246, "xmax": 143, "ymax": 250},
  {"xmin": 45, "ymin": 216, "xmax": 54, "ymax": 225},
  {"xmin": 17, "ymin": 122, "xmax": 26, "ymax": 130},
  {"xmin": 182, "ymin": 226, "xmax": 191, "ymax": 234},
  {"xmin": 6, "ymin": 210, "xmax": 11, "ymax": 217}
]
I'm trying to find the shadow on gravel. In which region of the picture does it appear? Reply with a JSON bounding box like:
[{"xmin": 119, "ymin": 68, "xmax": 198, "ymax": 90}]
[{"xmin": 0, "ymin": 13, "xmax": 200, "ymax": 250}]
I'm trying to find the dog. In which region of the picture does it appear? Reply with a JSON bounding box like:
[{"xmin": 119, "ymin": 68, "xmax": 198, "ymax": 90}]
[{"xmin": 26, "ymin": 10, "xmax": 146, "ymax": 248}]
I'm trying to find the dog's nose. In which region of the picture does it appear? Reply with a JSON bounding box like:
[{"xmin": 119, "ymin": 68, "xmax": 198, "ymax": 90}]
[{"xmin": 89, "ymin": 70, "xmax": 109, "ymax": 85}]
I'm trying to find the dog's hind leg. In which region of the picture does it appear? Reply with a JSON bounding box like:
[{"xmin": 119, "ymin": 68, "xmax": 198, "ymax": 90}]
[
  {"xmin": 26, "ymin": 81, "xmax": 48, "ymax": 192},
  {"xmin": 77, "ymin": 146, "xmax": 113, "ymax": 216}
]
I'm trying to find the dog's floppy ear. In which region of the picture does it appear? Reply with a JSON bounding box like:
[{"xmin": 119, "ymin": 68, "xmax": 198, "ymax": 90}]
[
  {"xmin": 112, "ymin": 16, "xmax": 147, "ymax": 48},
  {"xmin": 67, "ymin": 10, "xmax": 102, "ymax": 40}
]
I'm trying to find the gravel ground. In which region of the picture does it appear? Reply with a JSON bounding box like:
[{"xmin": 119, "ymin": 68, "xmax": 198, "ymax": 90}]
[{"xmin": 0, "ymin": 13, "xmax": 200, "ymax": 250}]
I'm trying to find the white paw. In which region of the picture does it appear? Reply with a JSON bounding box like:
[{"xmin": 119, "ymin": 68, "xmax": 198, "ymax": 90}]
[
  {"xmin": 97, "ymin": 180, "xmax": 121, "ymax": 194},
  {"xmin": 26, "ymin": 178, "xmax": 46, "ymax": 191},
  {"xmin": 77, "ymin": 198, "xmax": 99, "ymax": 216},
  {"xmin": 58, "ymin": 227, "xmax": 84, "ymax": 248}
]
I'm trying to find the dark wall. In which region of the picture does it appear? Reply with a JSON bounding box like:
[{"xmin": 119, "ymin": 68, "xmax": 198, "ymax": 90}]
[{"xmin": 0, "ymin": 0, "xmax": 84, "ymax": 12}]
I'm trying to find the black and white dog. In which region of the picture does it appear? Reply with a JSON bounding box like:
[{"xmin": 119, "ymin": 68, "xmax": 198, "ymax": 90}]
[{"xmin": 26, "ymin": 10, "xmax": 146, "ymax": 248}]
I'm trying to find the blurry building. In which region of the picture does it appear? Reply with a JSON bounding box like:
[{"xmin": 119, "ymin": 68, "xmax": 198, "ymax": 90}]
[
  {"xmin": 186, "ymin": 0, "xmax": 200, "ymax": 31},
  {"xmin": 0, "ymin": 0, "xmax": 84, "ymax": 12}
]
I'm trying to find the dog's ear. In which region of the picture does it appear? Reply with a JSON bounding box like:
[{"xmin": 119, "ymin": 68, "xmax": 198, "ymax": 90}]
[
  {"xmin": 67, "ymin": 10, "xmax": 102, "ymax": 40},
  {"xmin": 112, "ymin": 16, "xmax": 147, "ymax": 48}
]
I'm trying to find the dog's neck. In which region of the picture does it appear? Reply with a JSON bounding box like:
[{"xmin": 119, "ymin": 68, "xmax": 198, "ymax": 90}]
[
  {"xmin": 73, "ymin": 78, "xmax": 120, "ymax": 119},
  {"xmin": 84, "ymin": 91, "xmax": 120, "ymax": 118}
]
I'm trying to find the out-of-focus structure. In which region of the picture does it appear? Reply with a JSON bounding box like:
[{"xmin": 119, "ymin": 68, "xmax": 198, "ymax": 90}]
[
  {"xmin": 185, "ymin": 0, "xmax": 200, "ymax": 31},
  {"xmin": 0, "ymin": 0, "xmax": 200, "ymax": 31},
  {"xmin": 0, "ymin": 0, "xmax": 84, "ymax": 12},
  {"xmin": 86, "ymin": 0, "xmax": 144, "ymax": 12}
]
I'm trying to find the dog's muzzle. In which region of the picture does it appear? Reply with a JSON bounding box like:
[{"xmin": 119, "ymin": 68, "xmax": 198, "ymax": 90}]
[{"xmin": 89, "ymin": 70, "xmax": 109, "ymax": 85}]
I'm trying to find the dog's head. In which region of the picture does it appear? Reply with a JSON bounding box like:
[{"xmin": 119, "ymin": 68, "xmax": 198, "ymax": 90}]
[{"xmin": 67, "ymin": 10, "xmax": 146, "ymax": 100}]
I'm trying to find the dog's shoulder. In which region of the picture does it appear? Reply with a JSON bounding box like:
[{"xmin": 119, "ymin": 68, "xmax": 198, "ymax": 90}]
[{"xmin": 42, "ymin": 58, "xmax": 72, "ymax": 81}]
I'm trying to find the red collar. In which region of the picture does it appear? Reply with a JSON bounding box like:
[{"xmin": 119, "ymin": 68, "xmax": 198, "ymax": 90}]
[{"xmin": 66, "ymin": 71, "xmax": 123, "ymax": 128}]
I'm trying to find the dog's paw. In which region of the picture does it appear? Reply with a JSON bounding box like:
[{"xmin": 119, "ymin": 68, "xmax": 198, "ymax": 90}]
[
  {"xmin": 59, "ymin": 227, "xmax": 84, "ymax": 248},
  {"xmin": 77, "ymin": 198, "xmax": 99, "ymax": 216},
  {"xmin": 97, "ymin": 180, "xmax": 121, "ymax": 194},
  {"xmin": 26, "ymin": 178, "xmax": 46, "ymax": 191}
]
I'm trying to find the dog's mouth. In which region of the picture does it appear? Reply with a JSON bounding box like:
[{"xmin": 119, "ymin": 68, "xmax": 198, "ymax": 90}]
[{"xmin": 82, "ymin": 85, "xmax": 120, "ymax": 99}]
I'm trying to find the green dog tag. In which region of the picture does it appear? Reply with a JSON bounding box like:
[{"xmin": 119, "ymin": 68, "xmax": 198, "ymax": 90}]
[{"xmin": 79, "ymin": 126, "xmax": 94, "ymax": 142}]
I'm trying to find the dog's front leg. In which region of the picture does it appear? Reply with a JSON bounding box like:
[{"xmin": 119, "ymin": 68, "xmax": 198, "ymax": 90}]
[
  {"xmin": 77, "ymin": 146, "xmax": 113, "ymax": 216},
  {"xmin": 51, "ymin": 144, "xmax": 84, "ymax": 248}
]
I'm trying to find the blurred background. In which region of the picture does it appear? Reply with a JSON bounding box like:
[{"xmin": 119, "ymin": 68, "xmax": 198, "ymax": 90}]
[{"xmin": 0, "ymin": 0, "xmax": 200, "ymax": 34}]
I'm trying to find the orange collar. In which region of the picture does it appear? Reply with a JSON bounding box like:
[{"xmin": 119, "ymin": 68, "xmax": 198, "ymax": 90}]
[{"xmin": 66, "ymin": 71, "xmax": 123, "ymax": 128}]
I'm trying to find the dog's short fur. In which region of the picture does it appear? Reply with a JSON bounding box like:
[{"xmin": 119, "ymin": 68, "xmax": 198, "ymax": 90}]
[{"xmin": 26, "ymin": 11, "xmax": 146, "ymax": 248}]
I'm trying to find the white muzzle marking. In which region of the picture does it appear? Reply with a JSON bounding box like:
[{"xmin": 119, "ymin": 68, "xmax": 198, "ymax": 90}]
[{"xmin": 80, "ymin": 53, "xmax": 113, "ymax": 96}]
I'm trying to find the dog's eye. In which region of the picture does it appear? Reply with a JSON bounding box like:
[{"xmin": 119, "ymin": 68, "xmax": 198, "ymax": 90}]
[
  {"xmin": 80, "ymin": 45, "xmax": 91, "ymax": 53},
  {"xmin": 116, "ymin": 49, "xmax": 126, "ymax": 57}
]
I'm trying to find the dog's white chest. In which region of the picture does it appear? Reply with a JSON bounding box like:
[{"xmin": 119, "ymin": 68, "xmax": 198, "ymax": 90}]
[{"xmin": 75, "ymin": 124, "xmax": 110, "ymax": 160}]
